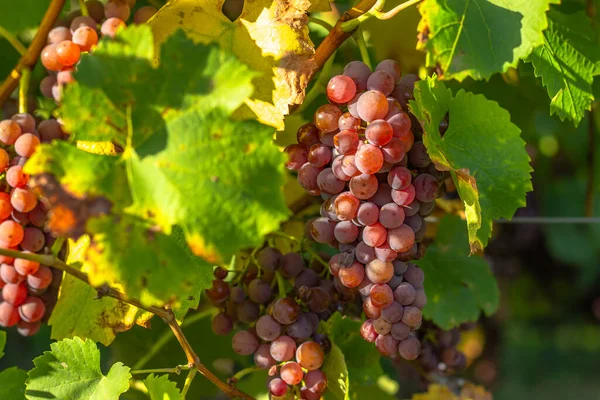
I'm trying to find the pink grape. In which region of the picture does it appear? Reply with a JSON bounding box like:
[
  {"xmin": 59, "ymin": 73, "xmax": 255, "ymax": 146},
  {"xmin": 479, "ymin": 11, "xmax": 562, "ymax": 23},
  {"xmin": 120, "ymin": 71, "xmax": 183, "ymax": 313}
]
[
  {"xmin": 362, "ymin": 222, "xmax": 387, "ymax": 247},
  {"xmin": 304, "ymin": 370, "xmax": 328, "ymax": 393},
  {"xmin": 398, "ymin": 335, "xmax": 421, "ymax": 360},
  {"xmin": 376, "ymin": 334, "xmax": 399, "ymax": 356},
  {"xmin": 355, "ymin": 241, "xmax": 376, "ymax": 264},
  {"xmin": 347, "ymin": 93, "xmax": 361, "ymax": 118},
  {"xmin": 413, "ymin": 173, "xmax": 439, "ymax": 202},
  {"xmin": 2, "ymin": 283, "xmax": 28, "ymax": 306},
  {"xmin": 256, "ymin": 315, "xmax": 281, "ymax": 341},
  {"xmin": 314, "ymin": 104, "xmax": 342, "ymax": 132},
  {"xmin": 333, "ymin": 130, "xmax": 359, "ymax": 155},
  {"xmin": 284, "ymin": 144, "xmax": 308, "ymax": 171},
  {"xmin": 391, "ymin": 322, "xmax": 411, "ymax": 340},
  {"xmin": 334, "ymin": 221, "xmax": 359, "ymax": 243},
  {"xmin": 388, "ymin": 225, "xmax": 415, "ymax": 253},
  {"xmin": 357, "ymin": 90, "xmax": 389, "ymax": 122},
  {"xmin": 338, "ymin": 261, "xmax": 365, "ymax": 288},
  {"xmin": 269, "ymin": 378, "xmax": 288, "ymax": 397},
  {"xmin": 317, "ymin": 168, "xmax": 345, "ymax": 194},
  {"xmin": 413, "ymin": 289, "xmax": 428, "ymax": 309},
  {"xmin": 331, "ymin": 156, "xmax": 351, "ymax": 181},
  {"xmin": 388, "ymin": 166, "xmax": 412, "ymax": 190},
  {"xmin": 381, "ymin": 302, "xmax": 404, "ymax": 323},
  {"xmin": 408, "ymin": 142, "xmax": 431, "ymax": 167},
  {"xmin": 405, "ymin": 214, "xmax": 423, "ymax": 232},
  {"xmin": 349, "ymin": 173, "xmax": 378, "ymax": 199},
  {"xmin": 373, "ymin": 316, "xmax": 392, "ymax": 335},
  {"xmin": 374, "ymin": 242, "xmax": 398, "ymax": 262},
  {"xmin": 355, "ymin": 144, "xmax": 384, "ymax": 174},
  {"xmin": 296, "ymin": 341, "xmax": 325, "ymax": 371},
  {"xmin": 402, "ymin": 306, "xmax": 423, "ymax": 329},
  {"xmin": 334, "ymin": 192, "xmax": 360, "ymax": 221},
  {"xmin": 308, "ymin": 143, "xmax": 332, "ymax": 168},
  {"xmin": 318, "ymin": 130, "xmax": 336, "ymax": 147},
  {"xmin": 370, "ymin": 284, "xmax": 394, "ymax": 308},
  {"xmin": 387, "ymin": 111, "xmax": 412, "ymax": 138},
  {"xmin": 341, "ymin": 155, "xmax": 360, "ymax": 177},
  {"xmin": 385, "ymin": 97, "xmax": 402, "ymax": 119},
  {"xmin": 343, "ymin": 61, "xmax": 371, "ymax": 91},
  {"xmin": 366, "ymin": 259, "xmax": 394, "ymax": 284},
  {"xmin": 18, "ymin": 296, "xmax": 45, "ymax": 322},
  {"xmin": 363, "ymin": 296, "xmax": 382, "ymax": 319},
  {"xmin": 356, "ymin": 202, "xmax": 379, "ymax": 226},
  {"xmin": 101, "ymin": 18, "xmax": 126, "ymax": 38},
  {"xmin": 298, "ymin": 164, "xmax": 322, "ymax": 191},
  {"xmin": 376, "ymin": 59, "xmax": 401, "ymax": 81},
  {"xmin": 404, "ymin": 264, "xmax": 425, "ymax": 287},
  {"xmin": 297, "ymin": 123, "xmax": 320, "ymax": 147},
  {"xmin": 327, "ymin": 75, "xmax": 357, "ymax": 104},
  {"xmin": 0, "ymin": 302, "xmax": 20, "ymax": 327},
  {"xmin": 254, "ymin": 344, "xmax": 277, "ymax": 369},
  {"xmin": 26, "ymin": 266, "xmax": 53, "ymax": 291},
  {"xmin": 1, "ymin": 264, "xmax": 24, "ymax": 284},
  {"xmin": 369, "ymin": 183, "xmax": 393, "ymax": 207},
  {"xmin": 379, "ymin": 203, "xmax": 405, "ymax": 229},
  {"xmin": 309, "ymin": 217, "xmax": 335, "ymax": 244},
  {"xmin": 270, "ymin": 335, "xmax": 297, "ymax": 362},
  {"xmin": 365, "ymin": 120, "xmax": 393, "ymax": 146},
  {"xmin": 391, "ymin": 184, "xmax": 416, "ymax": 206},
  {"xmin": 381, "ymin": 137, "xmax": 406, "ymax": 164},
  {"xmin": 338, "ymin": 112, "xmax": 361, "ymax": 131},
  {"xmin": 394, "ymin": 282, "xmax": 416, "ymax": 305},
  {"xmin": 360, "ymin": 319, "xmax": 378, "ymax": 342},
  {"xmin": 367, "ymin": 70, "xmax": 395, "ymax": 95}
]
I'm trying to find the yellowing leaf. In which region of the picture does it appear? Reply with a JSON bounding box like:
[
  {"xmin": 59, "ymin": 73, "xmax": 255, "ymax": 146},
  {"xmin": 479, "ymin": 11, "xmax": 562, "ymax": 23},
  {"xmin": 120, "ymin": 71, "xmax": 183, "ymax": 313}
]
[
  {"xmin": 412, "ymin": 383, "xmax": 493, "ymax": 400},
  {"xmin": 149, "ymin": 0, "xmax": 317, "ymax": 129},
  {"xmin": 76, "ymin": 141, "xmax": 118, "ymax": 155}
]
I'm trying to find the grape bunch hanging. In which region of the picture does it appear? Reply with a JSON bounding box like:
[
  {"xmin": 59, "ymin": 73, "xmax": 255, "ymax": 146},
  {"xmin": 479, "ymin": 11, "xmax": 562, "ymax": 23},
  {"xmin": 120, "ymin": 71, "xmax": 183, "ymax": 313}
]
[
  {"xmin": 0, "ymin": 113, "xmax": 63, "ymax": 336},
  {"xmin": 286, "ymin": 59, "xmax": 445, "ymax": 361},
  {"xmin": 208, "ymin": 246, "xmax": 341, "ymax": 399},
  {"xmin": 39, "ymin": 0, "xmax": 157, "ymax": 103}
]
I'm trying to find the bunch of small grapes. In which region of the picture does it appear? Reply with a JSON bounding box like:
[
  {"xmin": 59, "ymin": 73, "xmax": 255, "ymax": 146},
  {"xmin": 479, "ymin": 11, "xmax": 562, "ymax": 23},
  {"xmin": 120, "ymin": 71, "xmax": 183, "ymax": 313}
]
[
  {"xmin": 206, "ymin": 246, "xmax": 336, "ymax": 399},
  {"xmin": 418, "ymin": 324, "xmax": 469, "ymax": 375},
  {"xmin": 40, "ymin": 0, "xmax": 157, "ymax": 103},
  {"xmin": 0, "ymin": 114, "xmax": 62, "ymax": 336},
  {"xmin": 285, "ymin": 59, "xmax": 444, "ymax": 361}
]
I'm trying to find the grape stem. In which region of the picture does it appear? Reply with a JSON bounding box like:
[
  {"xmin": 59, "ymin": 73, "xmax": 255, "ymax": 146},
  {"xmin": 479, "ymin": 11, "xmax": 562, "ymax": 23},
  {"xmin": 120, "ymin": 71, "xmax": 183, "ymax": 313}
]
[
  {"xmin": 18, "ymin": 67, "xmax": 30, "ymax": 114},
  {"xmin": 353, "ymin": 27, "xmax": 372, "ymax": 70},
  {"xmin": 230, "ymin": 365, "xmax": 261, "ymax": 384},
  {"xmin": 0, "ymin": 247, "xmax": 253, "ymax": 400},
  {"xmin": 0, "ymin": 25, "xmax": 27, "ymax": 56},
  {"xmin": 339, "ymin": 0, "xmax": 423, "ymax": 32},
  {"xmin": 130, "ymin": 364, "xmax": 190, "ymax": 375},
  {"xmin": 308, "ymin": 17, "xmax": 335, "ymax": 32},
  {"xmin": 0, "ymin": 0, "xmax": 67, "ymax": 107},
  {"xmin": 78, "ymin": 0, "xmax": 89, "ymax": 17},
  {"xmin": 182, "ymin": 368, "xmax": 197, "ymax": 396}
]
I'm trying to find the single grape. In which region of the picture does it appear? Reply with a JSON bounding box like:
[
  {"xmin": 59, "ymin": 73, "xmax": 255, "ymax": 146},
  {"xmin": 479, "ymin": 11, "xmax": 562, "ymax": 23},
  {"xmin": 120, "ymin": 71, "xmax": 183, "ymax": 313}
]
[
  {"xmin": 360, "ymin": 319, "xmax": 379, "ymax": 343},
  {"xmin": 85, "ymin": 0, "xmax": 105, "ymax": 22},
  {"xmin": 304, "ymin": 370, "xmax": 328, "ymax": 393},
  {"xmin": 374, "ymin": 242, "xmax": 397, "ymax": 262},
  {"xmin": 408, "ymin": 142, "xmax": 431, "ymax": 167},
  {"xmin": 349, "ymin": 173, "xmax": 378, "ymax": 200},
  {"xmin": 205, "ymin": 279, "xmax": 229, "ymax": 304},
  {"xmin": 334, "ymin": 220, "xmax": 359, "ymax": 243},
  {"xmin": 134, "ymin": 5, "xmax": 158, "ymax": 24},
  {"xmin": 14, "ymin": 255, "xmax": 40, "ymax": 276},
  {"xmin": 38, "ymin": 119, "xmax": 64, "ymax": 142},
  {"xmin": 376, "ymin": 59, "xmax": 401, "ymax": 81},
  {"xmin": 28, "ymin": 204, "xmax": 48, "ymax": 227},
  {"xmin": 101, "ymin": 18, "xmax": 126, "ymax": 38},
  {"xmin": 317, "ymin": 168, "xmax": 345, "ymax": 195},
  {"xmin": 367, "ymin": 70, "xmax": 395, "ymax": 95},
  {"xmin": 340, "ymin": 155, "xmax": 360, "ymax": 178},
  {"xmin": 387, "ymin": 274, "xmax": 403, "ymax": 291},
  {"xmin": 298, "ymin": 163, "xmax": 323, "ymax": 191},
  {"xmin": 105, "ymin": 1, "xmax": 131, "ymax": 20},
  {"xmin": 412, "ymin": 289, "xmax": 428, "ymax": 309},
  {"xmin": 0, "ymin": 149, "xmax": 8, "ymax": 172},
  {"xmin": 297, "ymin": 123, "xmax": 320, "ymax": 147},
  {"xmin": 41, "ymin": 44, "xmax": 64, "ymax": 71},
  {"xmin": 314, "ymin": 104, "xmax": 342, "ymax": 132},
  {"xmin": 301, "ymin": 286, "xmax": 331, "ymax": 313},
  {"xmin": 6, "ymin": 166, "xmax": 29, "ymax": 188},
  {"xmin": 375, "ymin": 334, "xmax": 399, "ymax": 356},
  {"xmin": 40, "ymin": 75, "xmax": 57, "ymax": 98},
  {"xmin": 280, "ymin": 361, "xmax": 304, "ymax": 385},
  {"xmin": 309, "ymin": 217, "xmax": 335, "ymax": 244},
  {"xmin": 11, "ymin": 187, "xmax": 38, "ymax": 213},
  {"xmin": 272, "ymin": 297, "xmax": 300, "ymax": 325},
  {"xmin": 280, "ymin": 252, "xmax": 304, "ymax": 278},
  {"xmin": 26, "ymin": 266, "xmax": 53, "ymax": 291},
  {"xmin": 0, "ymin": 301, "xmax": 20, "ymax": 327},
  {"xmin": 0, "ymin": 120, "xmax": 22, "ymax": 145},
  {"xmin": 355, "ymin": 144, "xmax": 384, "ymax": 174},
  {"xmin": 413, "ymin": 173, "xmax": 439, "ymax": 202},
  {"xmin": 14, "ymin": 133, "xmax": 40, "ymax": 157},
  {"xmin": 381, "ymin": 137, "xmax": 406, "ymax": 164},
  {"xmin": 362, "ymin": 222, "xmax": 387, "ymax": 248},
  {"xmin": 403, "ymin": 264, "xmax": 425, "ymax": 288},
  {"xmin": 405, "ymin": 214, "xmax": 423, "ymax": 232},
  {"xmin": 343, "ymin": 61, "xmax": 371, "ymax": 91},
  {"xmin": 370, "ymin": 284, "xmax": 394, "ymax": 308},
  {"xmin": 326, "ymin": 75, "xmax": 357, "ymax": 104},
  {"xmin": 333, "ymin": 192, "xmax": 360, "ymax": 221},
  {"xmin": 256, "ymin": 315, "xmax": 281, "ymax": 341},
  {"xmin": 387, "ymin": 166, "xmax": 412, "ymax": 190},
  {"xmin": 0, "ymin": 220, "xmax": 25, "ymax": 247},
  {"xmin": 294, "ymin": 269, "xmax": 319, "ymax": 290},
  {"xmin": 308, "ymin": 143, "xmax": 332, "ymax": 168},
  {"xmin": 333, "ymin": 130, "xmax": 359, "ymax": 155},
  {"xmin": 2, "ymin": 283, "xmax": 28, "ymax": 306},
  {"xmin": 56, "ymin": 40, "xmax": 81, "ymax": 67},
  {"xmin": 211, "ymin": 312, "xmax": 233, "ymax": 335},
  {"xmin": 18, "ymin": 296, "xmax": 45, "ymax": 323},
  {"xmin": 0, "ymin": 193, "xmax": 12, "ymax": 220},
  {"xmin": 347, "ymin": 93, "xmax": 361, "ymax": 118},
  {"xmin": 393, "ymin": 282, "xmax": 416, "ymax": 305},
  {"xmin": 373, "ymin": 316, "xmax": 392, "ymax": 335},
  {"xmin": 419, "ymin": 200, "xmax": 436, "ymax": 217},
  {"xmin": 355, "ymin": 202, "xmax": 378, "ymax": 226},
  {"xmin": 296, "ymin": 341, "xmax": 325, "ymax": 371},
  {"xmin": 247, "ymin": 279, "xmax": 272, "ymax": 304},
  {"xmin": 381, "ymin": 301, "xmax": 404, "ymax": 323},
  {"xmin": 70, "ymin": 15, "xmax": 96, "ymax": 31},
  {"xmin": 287, "ymin": 313, "xmax": 313, "ymax": 340},
  {"xmin": 365, "ymin": 120, "xmax": 393, "ymax": 146},
  {"xmin": 398, "ymin": 335, "xmax": 421, "ymax": 360},
  {"xmin": 357, "ymin": 90, "xmax": 388, "ymax": 122},
  {"xmin": 270, "ymin": 335, "xmax": 297, "ymax": 362},
  {"xmin": 385, "ymin": 97, "xmax": 402, "ymax": 119},
  {"xmin": 57, "ymin": 69, "xmax": 76, "ymax": 85},
  {"xmin": 17, "ymin": 320, "xmax": 41, "ymax": 337},
  {"xmin": 1, "ymin": 263, "xmax": 24, "ymax": 284},
  {"xmin": 362, "ymin": 296, "xmax": 381, "ymax": 319},
  {"xmin": 269, "ymin": 377, "xmax": 289, "ymax": 397},
  {"xmin": 284, "ymin": 144, "xmax": 308, "ymax": 170},
  {"xmin": 369, "ymin": 182, "xmax": 394, "ymax": 207},
  {"xmin": 379, "ymin": 203, "xmax": 405, "ymax": 229},
  {"xmin": 355, "ymin": 241, "xmax": 375, "ymax": 265},
  {"xmin": 48, "ymin": 26, "xmax": 72, "ymax": 44},
  {"xmin": 338, "ymin": 261, "xmax": 365, "ymax": 288},
  {"xmin": 391, "ymin": 184, "xmax": 416, "ymax": 206},
  {"xmin": 236, "ymin": 300, "xmax": 260, "ymax": 323},
  {"xmin": 391, "ymin": 74, "xmax": 418, "ymax": 108},
  {"xmin": 11, "ymin": 113, "xmax": 35, "ymax": 134},
  {"xmin": 365, "ymin": 259, "xmax": 394, "ymax": 284},
  {"xmin": 338, "ymin": 112, "xmax": 361, "ymax": 131},
  {"xmin": 72, "ymin": 26, "xmax": 98, "ymax": 52},
  {"xmin": 254, "ymin": 344, "xmax": 277, "ymax": 369}
]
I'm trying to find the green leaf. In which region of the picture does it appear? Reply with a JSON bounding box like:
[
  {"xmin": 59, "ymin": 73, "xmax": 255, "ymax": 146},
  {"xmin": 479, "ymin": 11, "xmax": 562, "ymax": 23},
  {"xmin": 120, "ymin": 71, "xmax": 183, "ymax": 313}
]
[
  {"xmin": 144, "ymin": 374, "xmax": 183, "ymax": 400},
  {"xmin": 321, "ymin": 344, "xmax": 349, "ymax": 400},
  {"xmin": 0, "ymin": 367, "xmax": 27, "ymax": 399},
  {"xmin": 26, "ymin": 337, "xmax": 131, "ymax": 400},
  {"xmin": 418, "ymin": 0, "xmax": 557, "ymax": 81},
  {"xmin": 414, "ymin": 215, "xmax": 499, "ymax": 329},
  {"xmin": 0, "ymin": 0, "xmax": 52, "ymax": 34},
  {"xmin": 409, "ymin": 77, "xmax": 532, "ymax": 250},
  {"xmin": 528, "ymin": 10, "xmax": 599, "ymax": 125},
  {"xmin": 0, "ymin": 330, "xmax": 5, "ymax": 359}
]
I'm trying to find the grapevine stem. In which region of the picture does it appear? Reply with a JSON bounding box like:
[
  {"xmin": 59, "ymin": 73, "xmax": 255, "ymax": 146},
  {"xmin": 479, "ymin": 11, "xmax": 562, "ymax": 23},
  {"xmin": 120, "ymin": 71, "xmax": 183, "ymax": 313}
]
[
  {"xmin": 0, "ymin": 0, "xmax": 66, "ymax": 107},
  {"xmin": 276, "ymin": 271, "xmax": 286, "ymax": 298},
  {"xmin": 0, "ymin": 247, "xmax": 253, "ymax": 399},
  {"xmin": 308, "ymin": 17, "xmax": 334, "ymax": 32},
  {"xmin": 0, "ymin": 26, "xmax": 27, "ymax": 56},
  {"xmin": 130, "ymin": 364, "xmax": 190, "ymax": 375},
  {"xmin": 78, "ymin": 0, "xmax": 89, "ymax": 16},
  {"xmin": 230, "ymin": 366, "xmax": 261, "ymax": 383},
  {"xmin": 182, "ymin": 368, "xmax": 197, "ymax": 397},
  {"xmin": 18, "ymin": 67, "xmax": 30, "ymax": 114},
  {"xmin": 371, "ymin": 0, "xmax": 423, "ymax": 20},
  {"xmin": 340, "ymin": 0, "xmax": 386, "ymax": 32},
  {"xmin": 353, "ymin": 27, "xmax": 372, "ymax": 70}
]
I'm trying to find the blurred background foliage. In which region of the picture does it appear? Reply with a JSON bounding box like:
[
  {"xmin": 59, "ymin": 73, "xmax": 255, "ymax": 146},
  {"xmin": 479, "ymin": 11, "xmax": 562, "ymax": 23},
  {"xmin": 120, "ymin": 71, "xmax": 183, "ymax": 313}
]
[{"xmin": 1, "ymin": 0, "xmax": 600, "ymax": 399}]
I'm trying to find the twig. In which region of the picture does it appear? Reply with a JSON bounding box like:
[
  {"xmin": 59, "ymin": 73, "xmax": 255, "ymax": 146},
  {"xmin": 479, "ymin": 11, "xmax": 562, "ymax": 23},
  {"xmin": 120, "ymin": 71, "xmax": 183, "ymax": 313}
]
[
  {"xmin": 0, "ymin": 0, "xmax": 67, "ymax": 107},
  {"xmin": 371, "ymin": 0, "xmax": 423, "ymax": 20},
  {"xmin": 182, "ymin": 369, "xmax": 197, "ymax": 397},
  {"xmin": 0, "ymin": 26, "xmax": 27, "ymax": 56},
  {"xmin": 130, "ymin": 364, "xmax": 189, "ymax": 375},
  {"xmin": 230, "ymin": 366, "xmax": 261, "ymax": 383},
  {"xmin": 308, "ymin": 17, "xmax": 334, "ymax": 32},
  {"xmin": 18, "ymin": 67, "xmax": 30, "ymax": 114},
  {"xmin": 585, "ymin": 107, "xmax": 596, "ymax": 217},
  {"xmin": 0, "ymin": 247, "xmax": 253, "ymax": 399}
]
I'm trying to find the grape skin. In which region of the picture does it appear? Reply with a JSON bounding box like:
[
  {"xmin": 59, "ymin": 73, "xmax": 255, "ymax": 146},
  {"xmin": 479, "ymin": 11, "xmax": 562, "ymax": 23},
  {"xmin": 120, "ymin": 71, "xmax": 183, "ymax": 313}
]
[{"xmin": 327, "ymin": 75, "xmax": 357, "ymax": 104}]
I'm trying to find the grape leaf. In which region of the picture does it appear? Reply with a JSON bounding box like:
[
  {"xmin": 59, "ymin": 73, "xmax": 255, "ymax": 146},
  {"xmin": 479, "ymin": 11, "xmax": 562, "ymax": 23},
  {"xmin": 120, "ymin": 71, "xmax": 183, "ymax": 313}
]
[
  {"xmin": 414, "ymin": 215, "xmax": 499, "ymax": 329},
  {"xmin": 48, "ymin": 237, "xmax": 153, "ymax": 346},
  {"xmin": 528, "ymin": 10, "xmax": 600, "ymax": 125},
  {"xmin": 418, "ymin": 0, "xmax": 557, "ymax": 81},
  {"xmin": 411, "ymin": 383, "xmax": 493, "ymax": 399},
  {"xmin": 26, "ymin": 337, "xmax": 131, "ymax": 400},
  {"xmin": 148, "ymin": 0, "xmax": 317, "ymax": 129},
  {"xmin": 0, "ymin": 367, "xmax": 27, "ymax": 399},
  {"xmin": 0, "ymin": 330, "xmax": 5, "ymax": 359},
  {"xmin": 321, "ymin": 344, "xmax": 350, "ymax": 400},
  {"xmin": 144, "ymin": 374, "xmax": 183, "ymax": 400},
  {"xmin": 0, "ymin": 0, "xmax": 52, "ymax": 34},
  {"xmin": 409, "ymin": 77, "xmax": 532, "ymax": 251}
]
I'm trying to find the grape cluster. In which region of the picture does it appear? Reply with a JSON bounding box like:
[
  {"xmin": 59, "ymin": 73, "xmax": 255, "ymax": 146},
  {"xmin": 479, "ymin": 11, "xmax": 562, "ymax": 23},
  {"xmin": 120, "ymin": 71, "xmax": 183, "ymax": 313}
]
[
  {"xmin": 418, "ymin": 324, "xmax": 468, "ymax": 375},
  {"xmin": 40, "ymin": 0, "xmax": 157, "ymax": 103},
  {"xmin": 207, "ymin": 247, "xmax": 338, "ymax": 399},
  {"xmin": 0, "ymin": 113, "xmax": 63, "ymax": 336},
  {"xmin": 286, "ymin": 59, "xmax": 444, "ymax": 361}
]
